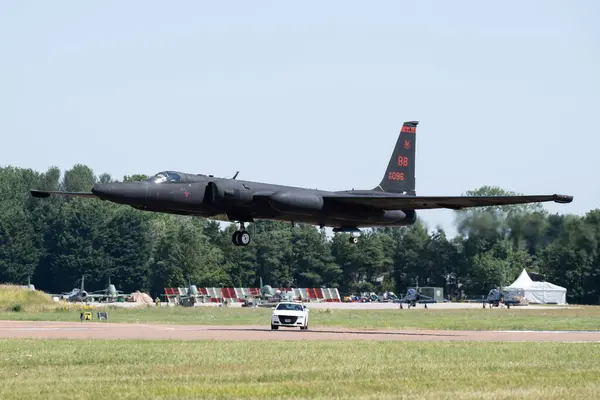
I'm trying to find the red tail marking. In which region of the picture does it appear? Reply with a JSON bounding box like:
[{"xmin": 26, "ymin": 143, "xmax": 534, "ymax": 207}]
[
  {"xmin": 397, "ymin": 156, "xmax": 409, "ymax": 167},
  {"xmin": 388, "ymin": 172, "xmax": 404, "ymax": 180},
  {"xmin": 401, "ymin": 126, "xmax": 416, "ymax": 133}
]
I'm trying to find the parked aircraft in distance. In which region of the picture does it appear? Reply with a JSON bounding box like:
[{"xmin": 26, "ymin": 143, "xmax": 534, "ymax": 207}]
[
  {"xmin": 30, "ymin": 121, "xmax": 573, "ymax": 246},
  {"xmin": 394, "ymin": 288, "xmax": 436, "ymax": 309},
  {"xmin": 48, "ymin": 275, "xmax": 125, "ymax": 302}
]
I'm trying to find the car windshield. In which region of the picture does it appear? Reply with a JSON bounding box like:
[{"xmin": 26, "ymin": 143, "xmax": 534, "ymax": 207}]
[
  {"xmin": 148, "ymin": 171, "xmax": 182, "ymax": 184},
  {"xmin": 276, "ymin": 303, "xmax": 304, "ymax": 311}
]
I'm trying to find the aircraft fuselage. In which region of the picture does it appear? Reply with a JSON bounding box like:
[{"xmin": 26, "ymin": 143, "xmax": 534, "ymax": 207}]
[{"xmin": 91, "ymin": 175, "xmax": 417, "ymax": 229}]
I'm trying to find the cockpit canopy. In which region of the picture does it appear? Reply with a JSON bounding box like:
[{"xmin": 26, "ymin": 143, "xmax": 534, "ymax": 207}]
[
  {"xmin": 146, "ymin": 171, "xmax": 208, "ymax": 184},
  {"xmin": 148, "ymin": 171, "xmax": 183, "ymax": 184}
]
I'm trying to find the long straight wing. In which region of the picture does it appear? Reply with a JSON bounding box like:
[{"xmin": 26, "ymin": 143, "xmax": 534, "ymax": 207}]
[
  {"xmin": 323, "ymin": 194, "xmax": 573, "ymax": 210},
  {"xmin": 30, "ymin": 190, "xmax": 97, "ymax": 199}
]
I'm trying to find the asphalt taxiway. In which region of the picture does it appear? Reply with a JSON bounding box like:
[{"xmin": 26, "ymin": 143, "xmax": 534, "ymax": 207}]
[{"xmin": 1, "ymin": 321, "xmax": 598, "ymax": 342}]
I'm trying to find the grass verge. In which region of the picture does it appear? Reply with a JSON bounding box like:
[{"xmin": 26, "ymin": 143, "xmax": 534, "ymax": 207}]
[
  {"xmin": 1, "ymin": 304, "xmax": 600, "ymax": 331},
  {"xmin": 0, "ymin": 339, "xmax": 598, "ymax": 399},
  {"xmin": 0, "ymin": 285, "xmax": 58, "ymax": 312}
]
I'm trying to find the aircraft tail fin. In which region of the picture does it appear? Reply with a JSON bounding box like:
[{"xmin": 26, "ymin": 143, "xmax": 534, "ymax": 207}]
[{"xmin": 374, "ymin": 121, "xmax": 418, "ymax": 195}]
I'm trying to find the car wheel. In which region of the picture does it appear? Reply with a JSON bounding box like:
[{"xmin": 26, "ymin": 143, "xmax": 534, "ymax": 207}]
[{"xmin": 271, "ymin": 324, "xmax": 278, "ymax": 330}]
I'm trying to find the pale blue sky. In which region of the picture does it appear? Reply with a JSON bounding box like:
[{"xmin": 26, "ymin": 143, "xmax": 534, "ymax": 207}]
[{"xmin": 1, "ymin": 1, "xmax": 597, "ymax": 236}]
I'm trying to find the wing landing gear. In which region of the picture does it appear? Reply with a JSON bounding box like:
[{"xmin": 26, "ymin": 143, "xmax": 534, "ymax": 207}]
[
  {"xmin": 333, "ymin": 226, "xmax": 361, "ymax": 244},
  {"xmin": 232, "ymin": 222, "xmax": 251, "ymax": 246}
]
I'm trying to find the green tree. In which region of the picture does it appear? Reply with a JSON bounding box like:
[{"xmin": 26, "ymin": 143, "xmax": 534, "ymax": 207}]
[
  {"xmin": 62, "ymin": 164, "xmax": 96, "ymax": 192},
  {"xmin": 290, "ymin": 225, "xmax": 342, "ymax": 288},
  {"xmin": 123, "ymin": 174, "xmax": 149, "ymax": 182}
]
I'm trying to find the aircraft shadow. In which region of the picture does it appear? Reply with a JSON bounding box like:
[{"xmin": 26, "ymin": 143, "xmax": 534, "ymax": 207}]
[{"xmin": 203, "ymin": 327, "xmax": 461, "ymax": 338}]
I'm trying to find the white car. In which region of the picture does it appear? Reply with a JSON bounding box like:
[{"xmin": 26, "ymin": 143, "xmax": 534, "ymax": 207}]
[{"xmin": 271, "ymin": 302, "xmax": 309, "ymax": 330}]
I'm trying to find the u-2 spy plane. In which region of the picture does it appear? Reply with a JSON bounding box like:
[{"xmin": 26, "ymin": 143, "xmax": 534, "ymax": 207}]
[{"xmin": 30, "ymin": 121, "xmax": 573, "ymax": 246}]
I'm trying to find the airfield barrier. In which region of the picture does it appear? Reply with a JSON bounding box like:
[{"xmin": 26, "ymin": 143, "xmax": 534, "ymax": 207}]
[
  {"xmin": 163, "ymin": 288, "xmax": 179, "ymax": 304},
  {"xmin": 162, "ymin": 286, "xmax": 341, "ymax": 303}
]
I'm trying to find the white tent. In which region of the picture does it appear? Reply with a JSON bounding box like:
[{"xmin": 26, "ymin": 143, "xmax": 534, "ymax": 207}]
[{"xmin": 505, "ymin": 269, "xmax": 567, "ymax": 304}]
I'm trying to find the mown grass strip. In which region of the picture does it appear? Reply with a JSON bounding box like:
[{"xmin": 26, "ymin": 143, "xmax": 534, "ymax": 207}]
[
  {"xmin": 2, "ymin": 304, "xmax": 600, "ymax": 331},
  {"xmin": 0, "ymin": 340, "xmax": 598, "ymax": 399}
]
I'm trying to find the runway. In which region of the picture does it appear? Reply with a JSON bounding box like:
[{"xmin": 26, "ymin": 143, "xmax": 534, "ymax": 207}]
[{"xmin": 1, "ymin": 321, "xmax": 599, "ymax": 342}]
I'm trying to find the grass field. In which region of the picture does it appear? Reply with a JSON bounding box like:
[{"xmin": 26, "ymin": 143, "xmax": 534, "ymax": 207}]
[
  {"xmin": 0, "ymin": 339, "xmax": 598, "ymax": 399},
  {"xmin": 1, "ymin": 304, "xmax": 600, "ymax": 331}
]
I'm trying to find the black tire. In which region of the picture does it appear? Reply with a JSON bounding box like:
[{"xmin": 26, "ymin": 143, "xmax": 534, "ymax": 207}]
[{"xmin": 238, "ymin": 230, "xmax": 251, "ymax": 246}]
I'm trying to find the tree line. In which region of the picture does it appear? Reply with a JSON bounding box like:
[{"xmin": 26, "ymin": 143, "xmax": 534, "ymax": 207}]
[{"xmin": 1, "ymin": 164, "xmax": 598, "ymax": 304}]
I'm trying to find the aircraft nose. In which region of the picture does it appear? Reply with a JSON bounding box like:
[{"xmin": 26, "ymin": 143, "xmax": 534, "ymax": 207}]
[
  {"xmin": 91, "ymin": 183, "xmax": 109, "ymax": 197},
  {"xmin": 91, "ymin": 183, "xmax": 120, "ymax": 199},
  {"xmin": 92, "ymin": 183, "xmax": 147, "ymax": 204}
]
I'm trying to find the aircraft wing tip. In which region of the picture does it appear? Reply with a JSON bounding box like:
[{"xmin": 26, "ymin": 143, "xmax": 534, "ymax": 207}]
[
  {"xmin": 29, "ymin": 189, "xmax": 97, "ymax": 199},
  {"xmin": 30, "ymin": 189, "xmax": 51, "ymax": 198},
  {"xmin": 552, "ymin": 194, "xmax": 573, "ymax": 204}
]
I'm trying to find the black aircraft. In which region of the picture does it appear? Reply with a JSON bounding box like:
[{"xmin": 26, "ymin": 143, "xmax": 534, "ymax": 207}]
[
  {"xmin": 393, "ymin": 288, "xmax": 435, "ymax": 309},
  {"xmin": 30, "ymin": 121, "xmax": 573, "ymax": 246},
  {"xmin": 482, "ymin": 288, "xmax": 522, "ymax": 309}
]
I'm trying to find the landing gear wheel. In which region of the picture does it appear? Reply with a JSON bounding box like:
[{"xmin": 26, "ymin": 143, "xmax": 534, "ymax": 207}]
[
  {"xmin": 231, "ymin": 223, "xmax": 251, "ymax": 246},
  {"xmin": 349, "ymin": 237, "xmax": 358, "ymax": 244},
  {"xmin": 238, "ymin": 230, "xmax": 251, "ymax": 246},
  {"xmin": 232, "ymin": 231, "xmax": 251, "ymax": 246}
]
